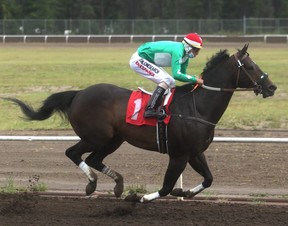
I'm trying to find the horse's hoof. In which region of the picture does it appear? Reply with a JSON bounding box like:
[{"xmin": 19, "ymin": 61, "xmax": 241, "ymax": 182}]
[
  {"xmin": 124, "ymin": 194, "xmax": 141, "ymax": 203},
  {"xmin": 170, "ymin": 188, "xmax": 184, "ymax": 197},
  {"xmin": 114, "ymin": 173, "xmax": 124, "ymax": 197},
  {"xmin": 85, "ymin": 180, "xmax": 97, "ymax": 196},
  {"xmin": 185, "ymin": 190, "xmax": 196, "ymax": 198}
]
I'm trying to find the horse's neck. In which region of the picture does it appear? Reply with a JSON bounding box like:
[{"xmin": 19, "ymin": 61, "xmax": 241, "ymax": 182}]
[
  {"xmin": 194, "ymin": 88, "xmax": 233, "ymax": 124},
  {"xmin": 194, "ymin": 67, "xmax": 236, "ymax": 124},
  {"xmin": 173, "ymin": 59, "xmax": 237, "ymax": 124}
]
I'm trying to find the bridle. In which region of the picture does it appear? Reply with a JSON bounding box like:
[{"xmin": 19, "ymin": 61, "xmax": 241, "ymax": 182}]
[
  {"xmin": 171, "ymin": 52, "xmax": 268, "ymax": 127},
  {"xmin": 201, "ymin": 53, "xmax": 269, "ymax": 94},
  {"xmin": 174, "ymin": 51, "xmax": 270, "ymax": 126}
]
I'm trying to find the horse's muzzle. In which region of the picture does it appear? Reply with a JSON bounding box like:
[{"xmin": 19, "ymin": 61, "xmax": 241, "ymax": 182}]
[{"xmin": 262, "ymin": 84, "xmax": 277, "ymax": 98}]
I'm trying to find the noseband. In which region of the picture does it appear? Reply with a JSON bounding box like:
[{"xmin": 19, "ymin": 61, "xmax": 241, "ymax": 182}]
[{"xmin": 201, "ymin": 53, "xmax": 269, "ymax": 94}]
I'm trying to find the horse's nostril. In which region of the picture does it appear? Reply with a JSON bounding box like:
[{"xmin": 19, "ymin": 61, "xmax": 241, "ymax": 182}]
[{"xmin": 269, "ymin": 85, "xmax": 277, "ymax": 92}]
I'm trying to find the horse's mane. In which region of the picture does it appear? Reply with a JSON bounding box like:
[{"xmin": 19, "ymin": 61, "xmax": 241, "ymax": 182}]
[
  {"xmin": 202, "ymin": 49, "xmax": 230, "ymax": 74},
  {"xmin": 175, "ymin": 49, "xmax": 230, "ymax": 93}
]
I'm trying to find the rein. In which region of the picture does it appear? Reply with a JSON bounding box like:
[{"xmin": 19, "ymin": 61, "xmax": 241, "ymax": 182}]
[
  {"xmin": 201, "ymin": 85, "xmax": 255, "ymax": 92},
  {"xmin": 200, "ymin": 54, "xmax": 264, "ymax": 93},
  {"xmin": 170, "ymin": 113, "xmax": 216, "ymax": 127},
  {"xmin": 170, "ymin": 91, "xmax": 216, "ymax": 127}
]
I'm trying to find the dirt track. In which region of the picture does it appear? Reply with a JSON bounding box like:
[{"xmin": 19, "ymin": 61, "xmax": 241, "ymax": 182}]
[
  {"xmin": 0, "ymin": 129, "xmax": 287, "ymax": 225},
  {"xmin": 1, "ymin": 193, "xmax": 288, "ymax": 226}
]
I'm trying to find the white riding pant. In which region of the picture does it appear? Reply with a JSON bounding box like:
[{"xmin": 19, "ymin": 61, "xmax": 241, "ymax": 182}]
[{"xmin": 129, "ymin": 52, "xmax": 175, "ymax": 88}]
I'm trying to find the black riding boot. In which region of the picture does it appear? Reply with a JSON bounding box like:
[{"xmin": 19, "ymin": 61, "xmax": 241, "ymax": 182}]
[{"xmin": 144, "ymin": 86, "xmax": 166, "ymax": 118}]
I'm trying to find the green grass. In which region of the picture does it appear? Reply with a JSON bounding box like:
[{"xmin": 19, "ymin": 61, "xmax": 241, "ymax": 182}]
[
  {"xmin": 0, "ymin": 43, "xmax": 287, "ymax": 130},
  {"xmin": 0, "ymin": 176, "xmax": 47, "ymax": 193},
  {"xmin": 125, "ymin": 184, "xmax": 148, "ymax": 195},
  {"xmin": 0, "ymin": 177, "xmax": 24, "ymax": 193}
]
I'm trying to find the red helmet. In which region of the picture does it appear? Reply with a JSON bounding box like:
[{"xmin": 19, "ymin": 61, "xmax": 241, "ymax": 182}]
[{"xmin": 183, "ymin": 33, "xmax": 203, "ymax": 49}]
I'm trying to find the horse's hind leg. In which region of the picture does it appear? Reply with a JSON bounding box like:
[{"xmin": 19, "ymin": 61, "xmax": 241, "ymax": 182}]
[
  {"xmin": 65, "ymin": 140, "xmax": 98, "ymax": 194},
  {"xmin": 85, "ymin": 135, "xmax": 124, "ymax": 197}
]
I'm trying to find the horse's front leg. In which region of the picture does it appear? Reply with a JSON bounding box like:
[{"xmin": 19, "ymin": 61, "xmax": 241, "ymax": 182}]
[
  {"xmin": 136, "ymin": 155, "xmax": 188, "ymax": 203},
  {"xmin": 171, "ymin": 152, "xmax": 213, "ymax": 198}
]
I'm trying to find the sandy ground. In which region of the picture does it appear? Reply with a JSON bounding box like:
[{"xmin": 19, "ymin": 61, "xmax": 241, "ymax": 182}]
[
  {"xmin": 0, "ymin": 129, "xmax": 287, "ymax": 196},
  {"xmin": 0, "ymin": 129, "xmax": 287, "ymax": 225}
]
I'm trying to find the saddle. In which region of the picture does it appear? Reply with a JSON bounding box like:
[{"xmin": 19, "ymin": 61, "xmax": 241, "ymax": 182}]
[
  {"xmin": 126, "ymin": 87, "xmax": 175, "ymax": 154},
  {"xmin": 126, "ymin": 87, "xmax": 174, "ymax": 126}
]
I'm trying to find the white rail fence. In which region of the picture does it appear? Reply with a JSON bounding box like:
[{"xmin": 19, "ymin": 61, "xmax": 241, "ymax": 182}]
[
  {"xmin": 0, "ymin": 135, "xmax": 287, "ymax": 143},
  {"xmin": 0, "ymin": 34, "xmax": 288, "ymax": 44}
]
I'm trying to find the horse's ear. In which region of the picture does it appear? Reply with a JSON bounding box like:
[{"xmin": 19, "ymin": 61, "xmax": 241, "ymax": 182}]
[
  {"xmin": 244, "ymin": 43, "xmax": 249, "ymax": 51},
  {"xmin": 239, "ymin": 43, "xmax": 249, "ymax": 57}
]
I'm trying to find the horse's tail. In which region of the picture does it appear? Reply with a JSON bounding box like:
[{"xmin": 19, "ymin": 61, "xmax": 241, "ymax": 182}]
[{"xmin": 5, "ymin": 90, "xmax": 79, "ymax": 121}]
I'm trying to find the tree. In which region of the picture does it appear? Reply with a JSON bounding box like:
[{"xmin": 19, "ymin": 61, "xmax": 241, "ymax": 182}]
[
  {"xmin": 273, "ymin": 0, "xmax": 288, "ymax": 17},
  {"xmin": 1, "ymin": 0, "xmax": 288, "ymax": 20},
  {"xmin": 0, "ymin": 0, "xmax": 21, "ymax": 19},
  {"xmin": 22, "ymin": 0, "xmax": 58, "ymax": 19}
]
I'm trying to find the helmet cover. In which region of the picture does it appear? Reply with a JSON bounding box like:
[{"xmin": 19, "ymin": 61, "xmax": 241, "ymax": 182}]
[{"xmin": 183, "ymin": 33, "xmax": 203, "ymax": 49}]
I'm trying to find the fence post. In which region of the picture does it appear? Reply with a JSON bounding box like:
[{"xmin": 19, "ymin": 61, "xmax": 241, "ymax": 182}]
[
  {"xmin": 176, "ymin": 174, "xmax": 183, "ymax": 201},
  {"xmin": 243, "ymin": 16, "xmax": 246, "ymax": 35}
]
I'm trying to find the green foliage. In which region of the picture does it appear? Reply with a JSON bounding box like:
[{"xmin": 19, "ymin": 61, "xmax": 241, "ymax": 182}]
[
  {"xmin": 0, "ymin": 0, "xmax": 288, "ymax": 20},
  {"xmin": 0, "ymin": 44, "xmax": 287, "ymax": 130},
  {"xmin": 0, "ymin": 176, "xmax": 48, "ymax": 193},
  {"xmin": 125, "ymin": 184, "xmax": 148, "ymax": 195},
  {"xmin": 0, "ymin": 177, "xmax": 26, "ymax": 193}
]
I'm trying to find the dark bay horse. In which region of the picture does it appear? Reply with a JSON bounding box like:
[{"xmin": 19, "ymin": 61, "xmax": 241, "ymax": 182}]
[{"xmin": 5, "ymin": 44, "xmax": 276, "ymax": 202}]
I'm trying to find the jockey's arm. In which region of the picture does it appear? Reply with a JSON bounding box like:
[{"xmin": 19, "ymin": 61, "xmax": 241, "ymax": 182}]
[
  {"xmin": 171, "ymin": 56, "xmax": 199, "ymax": 84},
  {"xmin": 174, "ymin": 71, "xmax": 199, "ymax": 84}
]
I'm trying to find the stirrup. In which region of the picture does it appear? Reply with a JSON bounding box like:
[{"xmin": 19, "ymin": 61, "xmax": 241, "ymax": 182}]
[
  {"xmin": 144, "ymin": 108, "xmax": 166, "ymax": 119},
  {"xmin": 144, "ymin": 108, "xmax": 158, "ymax": 118},
  {"xmin": 157, "ymin": 109, "xmax": 167, "ymax": 120}
]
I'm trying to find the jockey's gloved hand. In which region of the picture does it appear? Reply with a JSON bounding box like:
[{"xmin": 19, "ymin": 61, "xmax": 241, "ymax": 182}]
[{"xmin": 196, "ymin": 78, "xmax": 204, "ymax": 85}]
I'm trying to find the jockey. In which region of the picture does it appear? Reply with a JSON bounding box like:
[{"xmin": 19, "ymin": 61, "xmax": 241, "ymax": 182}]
[{"xmin": 129, "ymin": 33, "xmax": 204, "ymax": 118}]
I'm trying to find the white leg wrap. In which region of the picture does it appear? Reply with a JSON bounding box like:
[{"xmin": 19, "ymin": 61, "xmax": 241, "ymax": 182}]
[
  {"xmin": 140, "ymin": 192, "xmax": 160, "ymax": 203},
  {"xmin": 189, "ymin": 184, "xmax": 204, "ymax": 194},
  {"xmin": 79, "ymin": 161, "xmax": 95, "ymax": 181},
  {"xmin": 101, "ymin": 166, "xmax": 118, "ymax": 180}
]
